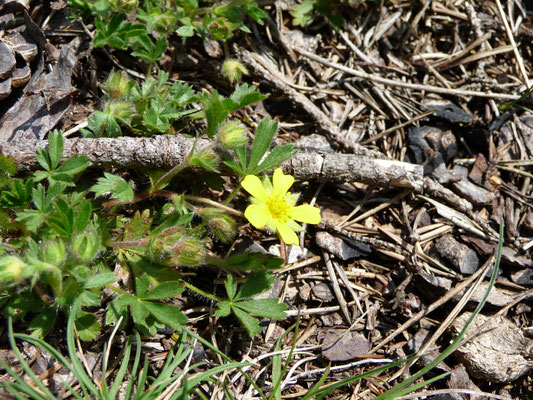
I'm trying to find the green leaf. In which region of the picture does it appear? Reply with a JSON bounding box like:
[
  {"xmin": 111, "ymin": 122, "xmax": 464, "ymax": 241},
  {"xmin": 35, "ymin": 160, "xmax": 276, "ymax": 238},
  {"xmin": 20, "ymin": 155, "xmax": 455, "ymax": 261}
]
[
  {"xmin": 123, "ymin": 209, "xmax": 153, "ymax": 241},
  {"xmin": 55, "ymin": 155, "xmax": 91, "ymax": 177},
  {"xmin": 92, "ymin": 172, "xmax": 134, "ymax": 202},
  {"xmin": 235, "ymin": 298, "xmax": 287, "ymax": 319},
  {"xmin": 291, "ymin": 0, "xmax": 314, "ymax": 26},
  {"xmin": 202, "ymin": 91, "xmax": 227, "ymax": 137},
  {"xmin": 141, "ymin": 281, "xmax": 183, "ymax": 300},
  {"xmin": 84, "ymin": 272, "xmax": 116, "ymax": 289},
  {"xmin": 224, "ymin": 274, "xmax": 237, "ymax": 300},
  {"xmin": 75, "ymin": 310, "xmax": 100, "ymax": 341},
  {"xmin": 80, "ymin": 290, "xmax": 100, "ymax": 307},
  {"xmin": 235, "ymin": 271, "xmax": 275, "ymax": 300},
  {"xmin": 228, "ymin": 84, "xmax": 268, "ymax": 112},
  {"xmin": 0, "ymin": 154, "xmax": 16, "ymax": 189},
  {"xmin": 135, "ymin": 274, "xmax": 150, "ymax": 297},
  {"xmin": 247, "ymin": 117, "xmax": 278, "ymax": 174},
  {"xmin": 231, "ymin": 305, "xmax": 261, "ymax": 337},
  {"xmin": 130, "ymin": 298, "xmax": 150, "ymax": 326},
  {"xmin": 28, "ymin": 308, "xmax": 57, "ymax": 338},
  {"xmin": 34, "ymin": 147, "xmax": 51, "ymax": 172},
  {"xmin": 47, "ymin": 130, "xmax": 64, "ymax": 170},
  {"xmin": 215, "ymin": 300, "xmax": 231, "ymax": 317},
  {"xmin": 106, "ymin": 296, "xmax": 129, "ymax": 328},
  {"xmin": 16, "ymin": 210, "xmax": 44, "ymax": 231},
  {"xmin": 1, "ymin": 178, "xmax": 32, "ymax": 207},
  {"xmin": 235, "ymin": 146, "xmax": 247, "ymax": 171},
  {"xmin": 177, "ymin": 24, "xmax": 194, "ymax": 37},
  {"xmin": 252, "ymin": 144, "xmax": 296, "ymax": 175},
  {"xmin": 223, "ymin": 158, "xmax": 244, "ymax": 176},
  {"xmin": 142, "ymin": 302, "xmax": 187, "ymax": 330},
  {"xmin": 209, "ymin": 251, "xmax": 284, "ymax": 271}
]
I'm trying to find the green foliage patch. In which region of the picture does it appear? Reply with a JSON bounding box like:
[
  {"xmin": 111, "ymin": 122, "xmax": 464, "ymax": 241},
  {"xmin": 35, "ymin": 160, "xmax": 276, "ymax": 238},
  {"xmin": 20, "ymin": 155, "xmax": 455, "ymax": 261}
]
[{"xmin": 0, "ymin": 93, "xmax": 292, "ymax": 339}]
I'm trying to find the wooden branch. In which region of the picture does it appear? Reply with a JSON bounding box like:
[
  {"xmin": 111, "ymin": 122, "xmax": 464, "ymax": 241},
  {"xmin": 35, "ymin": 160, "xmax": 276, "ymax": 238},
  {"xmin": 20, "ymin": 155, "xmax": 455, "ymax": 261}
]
[{"xmin": 1, "ymin": 135, "xmax": 423, "ymax": 190}]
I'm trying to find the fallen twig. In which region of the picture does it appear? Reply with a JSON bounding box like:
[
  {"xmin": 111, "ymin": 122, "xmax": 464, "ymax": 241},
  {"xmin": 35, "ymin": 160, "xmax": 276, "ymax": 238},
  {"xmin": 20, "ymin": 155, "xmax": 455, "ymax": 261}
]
[{"xmin": 1, "ymin": 135, "xmax": 424, "ymax": 189}]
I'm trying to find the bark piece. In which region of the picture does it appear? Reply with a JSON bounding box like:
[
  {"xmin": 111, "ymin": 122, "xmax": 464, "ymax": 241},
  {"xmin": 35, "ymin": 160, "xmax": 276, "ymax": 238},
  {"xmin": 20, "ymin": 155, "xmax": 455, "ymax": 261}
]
[
  {"xmin": 449, "ymin": 312, "xmax": 533, "ymax": 383},
  {"xmin": 451, "ymin": 166, "xmax": 495, "ymax": 205},
  {"xmin": 0, "ymin": 40, "xmax": 76, "ymax": 143},
  {"xmin": 463, "ymin": 236, "xmax": 533, "ymax": 268},
  {"xmin": 321, "ymin": 330, "xmax": 370, "ymax": 362},
  {"xmin": 454, "ymin": 282, "xmax": 513, "ymax": 307},
  {"xmin": 315, "ymin": 231, "xmax": 371, "ymax": 260},
  {"xmin": 422, "ymin": 98, "xmax": 474, "ymax": 124},
  {"xmin": 0, "ymin": 76, "xmax": 11, "ymax": 99},
  {"xmin": 293, "ymin": 133, "xmax": 334, "ymax": 153},
  {"xmin": 434, "ymin": 235, "xmax": 480, "ymax": 275},
  {"xmin": 0, "ymin": 41, "xmax": 15, "ymax": 79}
]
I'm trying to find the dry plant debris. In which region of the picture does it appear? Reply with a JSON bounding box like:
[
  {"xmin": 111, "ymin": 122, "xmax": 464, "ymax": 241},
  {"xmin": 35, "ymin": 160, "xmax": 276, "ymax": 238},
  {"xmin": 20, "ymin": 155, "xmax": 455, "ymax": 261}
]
[{"xmin": 1, "ymin": 0, "xmax": 533, "ymax": 398}]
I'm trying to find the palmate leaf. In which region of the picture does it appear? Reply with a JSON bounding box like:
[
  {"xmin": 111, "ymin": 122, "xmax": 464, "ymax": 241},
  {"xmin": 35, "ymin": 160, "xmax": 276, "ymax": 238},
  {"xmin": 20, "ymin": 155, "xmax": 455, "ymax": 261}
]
[{"xmin": 92, "ymin": 172, "xmax": 134, "ymax": 202}]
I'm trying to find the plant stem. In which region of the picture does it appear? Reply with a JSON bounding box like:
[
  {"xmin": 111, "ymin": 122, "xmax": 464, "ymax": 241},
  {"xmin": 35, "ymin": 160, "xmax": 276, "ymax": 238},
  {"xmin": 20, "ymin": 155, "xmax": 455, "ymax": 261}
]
[
  {"xmin": 185, "ymin": 195, "xmax": 243, "ymax": 217},
  {"xmin": 224, "ymin": 182, "xmax": 242, "ymax": 205},
  {"xmin": 182, "ymin": 281, "xmax": 222, "ymax": 302}
]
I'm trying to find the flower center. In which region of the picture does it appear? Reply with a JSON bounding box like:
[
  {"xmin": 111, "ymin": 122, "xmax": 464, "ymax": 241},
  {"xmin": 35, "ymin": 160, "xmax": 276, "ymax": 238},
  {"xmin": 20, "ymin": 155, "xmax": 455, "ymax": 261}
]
[{"xmin": 267, "ymin": 195, "xmax": 290, "ymax": 221}]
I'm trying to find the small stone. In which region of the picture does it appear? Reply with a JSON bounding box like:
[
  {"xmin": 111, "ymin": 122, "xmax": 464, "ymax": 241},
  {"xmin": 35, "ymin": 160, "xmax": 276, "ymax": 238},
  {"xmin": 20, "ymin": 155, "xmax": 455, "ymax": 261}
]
[
  {"xmin": 423, "ymin": 98, "xmax": 474, "ymax": 124},
  {"xmin": 448, "ymin": 364, "xmax": 483, "ymax": 400},
  {"xmin": 449, "ymin": 312, "xmax": 533, "ymax": 383},
  {"xmin": 321, "ymin": 330, "xmax": 370, "ymax": 362},
  {"xmin": 511, "ymin": 269, "xmax": 533, "ymax": 286},
  {"xmin": 311, "ymin": 282, "xmax": 334, "ymax": 302},
  {"xmin": 434, "ymin": 235, "xmax": 480, "ymax": 275}
]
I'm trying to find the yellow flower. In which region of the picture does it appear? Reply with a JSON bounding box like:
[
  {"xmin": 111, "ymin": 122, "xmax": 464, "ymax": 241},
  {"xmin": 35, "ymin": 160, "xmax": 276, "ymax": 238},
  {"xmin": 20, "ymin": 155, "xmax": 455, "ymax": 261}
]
[{"xmin": 242, "ymin": 168, "xmax": 321, "ymax": 245}]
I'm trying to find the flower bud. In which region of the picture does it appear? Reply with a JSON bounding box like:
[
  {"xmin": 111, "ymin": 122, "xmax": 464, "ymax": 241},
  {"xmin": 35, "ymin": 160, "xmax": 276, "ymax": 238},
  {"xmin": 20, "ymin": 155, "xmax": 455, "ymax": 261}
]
[
  {"xmin": 72, "ymin": 229, "xmax": 101, "ymax": 264},
  {"xmin": 107, "ymin": 100, "xmax": 134, "ymax": 121},
  {"xmin": 103, "ymin": 71, "xmax": 132, "ymax": 100},
  {"xmin": 222, "ymin": 58, "xmax": 248, "ymax": 83},
  {"xmin": 200, "ymin": 208, "xmax": 237, "ymax": 243},
  {"xmin": 0, "ymin": 256, "xmax": 27, "ymax": 286},
  {"xmin": 41, "ymin": 239, "xmax": 67, "ymax": 266},
  {"xmin": 217, "ymin": 119, "xmax": 248, "ymax": 149},
  {"xmin": 170, "ymin": 238, "xmax": 207, "ymax": 267},
  {"xmin": 189, "ymin": 147, "xmax": 219, "ymax": 172}
]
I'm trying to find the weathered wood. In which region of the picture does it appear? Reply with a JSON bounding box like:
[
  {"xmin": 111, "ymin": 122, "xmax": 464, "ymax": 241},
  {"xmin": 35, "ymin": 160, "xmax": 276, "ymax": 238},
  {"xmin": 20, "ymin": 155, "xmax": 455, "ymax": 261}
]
[{"xmin": 1, "ymin": 135, "xmax": 423, "ymax": 189}]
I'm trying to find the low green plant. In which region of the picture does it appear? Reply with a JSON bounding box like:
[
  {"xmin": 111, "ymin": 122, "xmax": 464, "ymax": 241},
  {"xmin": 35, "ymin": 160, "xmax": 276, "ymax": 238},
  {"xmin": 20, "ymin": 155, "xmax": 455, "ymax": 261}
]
[
  {"xmin": 67, "ymin": 0, "xmax": 266, "ymax": 81},
  {"xmin": 291, "ymin": 0, "xmax": 378, "ymax": 29},
  {"xmin": 0, "ymin": 101, "xmax": 295, "ymax": 338},
  {"xmin": 0, "ymin": 297, "xmax": 250, "ymax": 399}
]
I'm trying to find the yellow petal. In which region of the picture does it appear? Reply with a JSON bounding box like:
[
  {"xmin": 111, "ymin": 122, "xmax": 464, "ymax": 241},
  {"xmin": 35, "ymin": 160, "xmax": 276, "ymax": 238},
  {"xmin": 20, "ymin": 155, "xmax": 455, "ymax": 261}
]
[
  {"xmin": 289, "ymin": 204, "xmax": 321, "ymax": 224},
  {"xmin": 242, "ymin": 175, "xmax": 267, "ymax": 202},
  {"xmin": 244, "ymin": 204, "xmax": 270, "ymax": 228},
  {"xmin": 275, "ymin": 220, "xmax": 299, "ymax": 245},
  {"xmin": 272, "ymin": 168, "xmax": 294, "ymax": 196}
]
